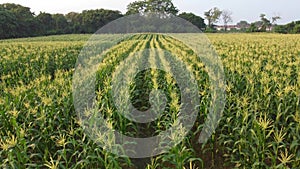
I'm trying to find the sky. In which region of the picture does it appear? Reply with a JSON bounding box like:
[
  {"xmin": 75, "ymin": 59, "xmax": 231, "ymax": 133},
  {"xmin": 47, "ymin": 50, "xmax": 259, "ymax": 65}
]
[{"xmin": 0, "ymin": 0, "xmax": 299, "ymax": 24}]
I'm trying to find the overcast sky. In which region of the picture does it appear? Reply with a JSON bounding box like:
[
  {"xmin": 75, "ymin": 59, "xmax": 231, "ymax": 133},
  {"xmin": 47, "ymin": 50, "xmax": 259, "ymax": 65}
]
[{"xmin": 1, "ymin": 0, "xmax": 299, "ymax": 24}]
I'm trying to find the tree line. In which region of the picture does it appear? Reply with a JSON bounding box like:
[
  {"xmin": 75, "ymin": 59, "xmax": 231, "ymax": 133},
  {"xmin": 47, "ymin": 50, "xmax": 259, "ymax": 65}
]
[
  {"xmin": 0, "ymin": 1, "xmax": 206, "ymax": 39},
  {"xmin": 0, "ymin": 3, "xmax": 123, "ymax": 39},
  {"xmin": 0, "ymin": 0, "xmax": 299, "ymax": 39}
]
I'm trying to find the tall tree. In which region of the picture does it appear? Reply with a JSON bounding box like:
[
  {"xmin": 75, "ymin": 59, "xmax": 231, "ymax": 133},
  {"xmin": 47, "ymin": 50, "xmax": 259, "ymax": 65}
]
[
  {"xmin": 204, "ymin": 7, "xmax": 222, "ymax": 28},
  {"xmin": 271, "ymin": 15, "xmax": 281, "ymax": 25},
  {"xmin": 260, "ymin": 14, "xmax": 271, "ymax": 31},
  {"xmin": 126, "ymin": 0, "xmax": 178, "ymax": 15},
  {"xmin": 178, "ymin": 12, "xmax": 206, "ymax": 30},
  {"xmin": 221, "ymin": 10, "xmax": 233, "ymax": 31},
  {"xmin": 126, "ymin": 1, "xmax": 146, "ymax": 15},
  {"xmin": 146, "ymin": 0, "xmax": 178, "ymax": 15}
]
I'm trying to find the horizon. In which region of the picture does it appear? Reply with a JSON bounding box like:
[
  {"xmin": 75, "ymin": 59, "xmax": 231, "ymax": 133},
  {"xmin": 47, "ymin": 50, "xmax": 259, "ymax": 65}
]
[{"xmin": 0, "ymin": 0, "xmax": 299, "ymax": 25}]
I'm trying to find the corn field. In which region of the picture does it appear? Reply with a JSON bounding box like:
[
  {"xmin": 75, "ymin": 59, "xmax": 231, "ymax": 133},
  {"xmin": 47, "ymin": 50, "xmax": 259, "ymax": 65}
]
[{"xmin": 0, "ymin": 33, "xmax": 299, "ymax": 168}]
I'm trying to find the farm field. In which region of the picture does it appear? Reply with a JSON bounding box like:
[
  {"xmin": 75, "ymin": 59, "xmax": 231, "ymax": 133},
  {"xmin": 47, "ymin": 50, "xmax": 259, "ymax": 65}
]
[{"xmin": 0, "ymin": 33, "xmax": 299, "ymax": 169}]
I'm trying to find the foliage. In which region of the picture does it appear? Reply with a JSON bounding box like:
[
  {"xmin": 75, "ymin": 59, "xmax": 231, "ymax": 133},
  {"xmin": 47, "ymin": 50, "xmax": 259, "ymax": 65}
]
[
  {"xmin": 204, "ymin": 7, "xmax": 222, "ymax": 28},
  {"xmin": 204, "ymin": 27, "xmax": 217, "ymax": 33},
  {"xmin": 1, "ymin": 33, "xmax": 299, "ymax": 168},
  {"xmin": 247, "ymin": 23, "xmax": 259, "ymax": 32},
  {"xmin": 178, "ymin": 12, "xmax": 206, "ymax": 30},
  {"xmin": 0, "ymin": 7, "xmax": 19, "ymax": 39},
  {"xmin": 126, "ymin": 0, "xmax": 146, "ymax": 15},
  {"xmin": 52, "ymin": 14, "xmax": 69, "ymax": 34},
  {"xmin": 126, "ymin": 0, "xmax": 178, "ymax": 15},
  {"xmin": 273, "ymin": 25, "xmax": 288, "ymax": 34},
  {"xmin": 274, "ymin": 21, "xmax": 300, "ymax": 34},
  {"xmin": 36, "ymin": 12, "xmax": 55, "ymax": 35},
  {"xmin": 209, "ymin": 33, "xmax": 300, "ymax": 168},
  {"xmin": 0, "ymin": 3, "xmax": 39, "ymax": 38},
  {"xmin": 259, "ymin": 14, "xmax": 271, "ymax": 32},
  {"xmin": 0, "ymin": 3, "xmax": 123, "ymax": 39},
  {"xmin": 81, "ymin": 9, "xmax": 122, "ymax": 33}
]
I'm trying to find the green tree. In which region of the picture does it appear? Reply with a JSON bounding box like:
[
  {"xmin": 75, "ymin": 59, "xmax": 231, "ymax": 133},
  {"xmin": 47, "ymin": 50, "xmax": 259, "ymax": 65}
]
[
  {"xmin": 126, "ymin": 1, "xmax": 147, "ymax": 15},
  {"xmin": 126, "ymin": 0, "xmax": 178, "ymax": 15},
  {"xmin": 285, "ymin": 22, "xmax": 295, "ymax": 33},
  {"xmin": 260, "ymin": 14, "xmax": 271, "ymax": 31},
  {"xmin": 0, "ymin": 7, "xmax": 18, "ymax": 38},
  {"xmin": 65, "ymin": 12, "xmax": 83, "ymax": 33},
  {"xmin": 178, "ymin": 12, "xmax": 206, "ymax": 30},
  {"xmin": 0, "ymin": 3, "xmax": 38, "ymax": 37},
  {"xmin": 274, "ymin": 25, "xmax": 287, "ymax": 34},
  {"xmin": 247, "ymin": 23, "xmax": 259, "ymax": 32},
  {"xmin": 52, "ymin": 14, "xmax": 68, "ymax": 34},
  {"xmin": 81, "ymin": 9, "xmax": 122, "ymax": 33},
  {"xmin": 146, "ymin": 0, "xmax": 178, "ymax": 15},
  {"xmin": 274, "ymin": 21, "xmax": 300, "ymax": 34},
  {"xmin": 292, "ymin": 24, "xmax": 300, "ymax": 33},
  {"xmin": 204, "ymin": 7, "xmax": 222, "ymax": 28},
  {"xmin": 36, "ymin": 12, "xmax": 55, "ymax": 35}
]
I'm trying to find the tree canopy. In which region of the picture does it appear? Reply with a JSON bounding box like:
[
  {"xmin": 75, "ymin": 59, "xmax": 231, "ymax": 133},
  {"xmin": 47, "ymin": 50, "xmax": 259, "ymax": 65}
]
[
  {"xmin": 178, "ymin": 12, "xmax": 206, "ymax": 30},
  {"xmin": 0, "ymin": 3, "xmax": 123, "ymax": 39},
  {"xmin": 204, "ymin": 7, "xmax": 222, "ymax": 28},
  {"xmin": 0, "ymin": 3, "xmax": 39, "ymax": 38},
  {"xmin": 81, "ymin": 9, "xmax": 122, "ymax": 33},
  {"xmin": 126, "ymin": 0, "xmax": 178, "ymax": 15}
]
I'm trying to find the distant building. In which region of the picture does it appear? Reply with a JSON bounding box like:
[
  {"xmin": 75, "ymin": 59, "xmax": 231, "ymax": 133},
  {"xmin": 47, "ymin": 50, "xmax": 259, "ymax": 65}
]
[
  {"xmin": 214, "ymin": 25, "xmax": 242, "ymax": 31},
  {"xmin": 265, "ymin": 26, "xmax": 274, "ymax": 31},
  {"xmin": 214, "ymin": 24, "xmax": 274, "ymax": 32}
]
